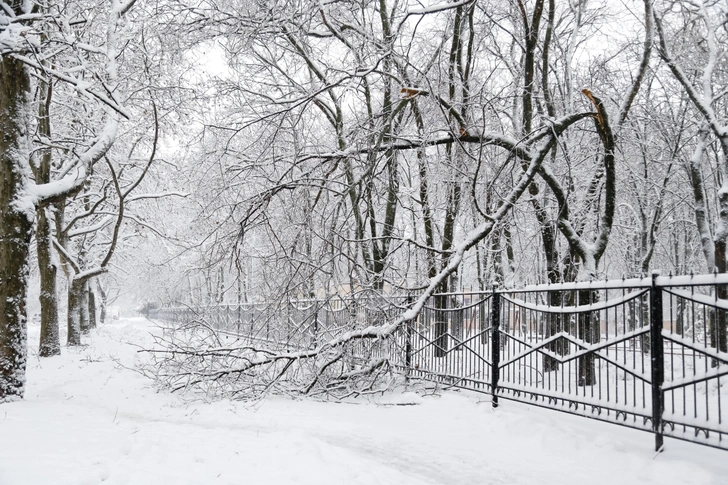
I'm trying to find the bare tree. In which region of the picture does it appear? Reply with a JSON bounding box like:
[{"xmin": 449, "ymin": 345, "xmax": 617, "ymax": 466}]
[
  {"xmin": 0, "ymin": 0, "xmax": 134, "ymax": 400},
  {"xmin": 141, "ymin": 0, "xmax": 626, "ymax": 399},
  {"xmin": 655, "ymin": 0, "xmax": 728, "ymax": 353}
]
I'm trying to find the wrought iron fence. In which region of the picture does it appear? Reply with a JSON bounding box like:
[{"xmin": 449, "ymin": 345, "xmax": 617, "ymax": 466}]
[{"xmin": 152, "ymin": 273, "xmax": 728, "ymax": 452}]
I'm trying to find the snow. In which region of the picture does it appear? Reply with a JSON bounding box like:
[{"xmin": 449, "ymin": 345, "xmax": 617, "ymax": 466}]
[
  {"xmin": 657, "ymin": 273, "xmax": 728, "ymax": 287},
  {"xmin": 1, "ymin": 318, "xmax": 727, "ymax": 485},
  {"xmin": 25, "ymin": 165, "xmax": 87, "ymax": 204},
  {"xmin": 66, "ymin": 216, "xmax": 113, "ymax": 238},
  {"xmin": 501, "ymin": 289, "xmax": 649, "ymax": 313},
  {"xmin": 519, "ymin": 276, "xmax": 652, "ymax": 292},
  {"xmin": 0, "ymin": 20, "xmax": 32, "ymax": 54},
  {"xmin": 408, "ymin": 0, "xmax": 476, "ymax": 15}
]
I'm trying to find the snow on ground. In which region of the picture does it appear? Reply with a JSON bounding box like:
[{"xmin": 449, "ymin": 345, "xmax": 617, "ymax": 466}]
[{"xmin": 1, "ymin": 318, "xmax": 726, "ymax": 485}]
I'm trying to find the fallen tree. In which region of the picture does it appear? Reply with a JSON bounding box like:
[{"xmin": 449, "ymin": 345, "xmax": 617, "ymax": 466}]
[{"xmin": 142, "ymin": 110, "xmax": 596, "ymax": 400}]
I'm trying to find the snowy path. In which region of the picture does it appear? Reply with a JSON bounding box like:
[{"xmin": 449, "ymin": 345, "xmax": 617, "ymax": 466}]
[{"xmin": 1, "ymin": 318, "xmax": 726, "ymax": 485}]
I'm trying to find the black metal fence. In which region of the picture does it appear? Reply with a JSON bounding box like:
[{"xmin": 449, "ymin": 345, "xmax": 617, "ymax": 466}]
[{"xmin": 152, "ymin": 273, "xmax": 728, "ymax": 451}]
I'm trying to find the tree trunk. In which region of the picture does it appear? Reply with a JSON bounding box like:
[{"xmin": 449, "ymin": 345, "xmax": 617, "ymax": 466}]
[
  {"xmin": 97, "ymin": 281, "xmax": 107, "ymax": 325},
  {"xmin": 80, "ymin": 280, "xmax": 90, "ymax": 333},
  {"xmin": 88, "ymin": 282, "xmax": 97, "ymax": 330},
  {"xmin": 67, "ymin": 279, "xmax": 84, "ymax": 346},
  {"xmin": 532, "ymin": 191, "xmax": 566, "ymax": 372},
  {"xmin": 0, "ymin": 45, "xmax": 33, "ymax": 400},
  {"xmin": 543, "ymin": 290, "xmax": 567, "ymax": 372},
  {"xmin": 37, "ymin": 207, "xmax": 60, "ymax": 357},
  {"xmin": 713, "ymin": 163, "xmax": 728, "ymax": 357},
  {"xmin": 434, "ymin": 293, "xmax": 448, "ymax": 358},
  {"xmin": 712, "ymin": 239, "xmax": 727, "ymax": 364},
  {"xmin": 577, "ymin": 289, "xmax": 599, "ymax": 386},
  {"xmin": 35, "ymin": 74, "xmax": 61, "ymax": 358}
]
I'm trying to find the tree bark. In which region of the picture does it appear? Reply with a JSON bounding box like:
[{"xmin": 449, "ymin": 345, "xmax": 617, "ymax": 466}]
[
  {"xmin": 0, "ymin": 40, "xmax": 33, "ymax": 400},
  {"xmin": 35, "ymin": 75, "xmax": 61, "ymax": 358},
  {"xmin": 80, "ymin": 279, "xmax": 90, "ymax": 333},
  {"xmin": 67, "ymin": 279, "xmax": 84, "ymax": 346},
  {"xmin": 37, "ymin": 207, "xmax": 60, "ymax": 357},
  {"xmin": 98, "ymin": 281, "xmax": 107, "ymax": 325},
  {"xmin": 712, "ymin": 238, "xmax": 727, "ymax": 362},
  {"xmin": 88, "ymin": 280, "xmax": 97, "ymax": 330},
  {"xmin": 577, "ymin": 289, "xmax": 599, "ymax": 386}
]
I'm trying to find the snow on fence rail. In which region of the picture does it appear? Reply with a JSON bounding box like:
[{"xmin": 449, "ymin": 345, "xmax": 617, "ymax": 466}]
[{"xmin": 150, "ymin": 273, "xmax": 728, "ymax": 452}]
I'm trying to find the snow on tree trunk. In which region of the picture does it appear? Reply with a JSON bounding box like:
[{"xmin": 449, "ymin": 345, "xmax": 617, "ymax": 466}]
[
  {"xmin": 0, "ymin": 51, "xmax": 33, "ymax": 401},
  {"xmin": 656, "ymin": 2, "xmax": 728, "ymax": 356},
  {"xmin": 687, "ymin": 132, "xmax": 715, "ymax": 271},
  {"xmin": 98, "ymin": 281, "xmax": 107, "ymax": 325},
  {"xmin": 37, "ymin": 206, "xmax": 60, "ymax": 357},
  {"xmin": 35, "ymin": 72, "xmax": 61, "ymax": 358},
  {"xmin": 88, "ymin": 281, "xmax": 97, "ymax": 330},
  {"xmin": 711, "ymin": 143, "xmax": 728, "ymax": 358},
  {"xmin": 80, "ymin": 280, "xmax": 90, "ymax": 334},
  {"xmin": 67, "ymin": 279, "xmax": 84, "ymax": 346},
  {"xmin": 576, "ymin": 289, "xmax": 599, "ymax": 386}
]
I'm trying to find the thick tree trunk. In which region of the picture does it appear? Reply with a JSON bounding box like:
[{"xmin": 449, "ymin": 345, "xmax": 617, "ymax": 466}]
[
  {"xmin": 35, "ymin": 75, "xmax": 61, "ymax": 358},
  {"xmin": 97, "ymin": 281, "xmax": 107, "ymax": 325},
  {"xmin": 67, "ymin": 279, "xmax": 84, "ymax": 346},
  {"xmin": 0, "ymin": 49, "xmax": 33, "ymax": 400},
  {"xmin": 37, "ymin": 207, "xmax": 60, "ymax": 357},
  {"xmin": 532, "ymin": 191, "xmax": 567, "ymax": 372},
  {"xmin": 543, "ymin": 290, "xmax": 567, "ymax": 372},
  {"xmin": 686, "ymin": 133, "xmax": 715, "ymax": 270},
  {"xmin": 713, "ymin": 148, "xmax": 728, "ymax": 357},
  {"xmin": 88, "ymin": 282, "xmax": 97, "ymax": 330},
  {"xmin": 80, "ymin": 280, "xmax": 90, "ymax": 333},
  {"xmin": 712, "ymin": 240, "xmax": 727, "ymax": 363},
  {"xmin": 577, "ymin": 289, "xmax": 599, "ymax": 386},
  {"xmin": 434, "ymin": 293, "xmax": 449, "ymax": 358}
]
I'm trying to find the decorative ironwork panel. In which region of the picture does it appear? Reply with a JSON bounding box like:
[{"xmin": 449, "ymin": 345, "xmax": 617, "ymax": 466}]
[
  {"xmin": 496, "ymin": 284, "xmax": 654, "ymax": 431},
  {"xmin": 660, "ymin": 276, "xmax": 728, "ymax": 449},
  {"xmin": 405, "ymin": 292, "xmax": 495, "ymax": 392}
]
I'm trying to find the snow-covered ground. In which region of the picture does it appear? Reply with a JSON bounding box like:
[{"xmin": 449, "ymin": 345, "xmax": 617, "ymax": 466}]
[{"xmin": 1, "ymin": 318, "xmax": 726, "ymax": 485}]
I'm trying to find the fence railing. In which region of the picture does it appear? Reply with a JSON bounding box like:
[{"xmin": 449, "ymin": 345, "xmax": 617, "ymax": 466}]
[{"xmin": 151, "ymin": 272, "xmax": 728, "ymax": 452}]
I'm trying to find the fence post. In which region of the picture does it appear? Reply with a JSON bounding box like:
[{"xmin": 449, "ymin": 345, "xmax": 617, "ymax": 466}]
[
  {"xmin": 434, "ymin": 293, "xmax": 448, "ymax": 357},
  {"xmin": 312, "ymin": 301, "xmax": 319, "ymax": 349},
  {"xmin": 491, "ymin": 287, "xmax": 501, "ymax": 408},
  {"xmin": 650, "ymin": 270, "xmax": 665, "ymax": 452},
  {"xmin": 405, "ymin": 295, "xmax": 413, "ymax": 381},
  {"xmin": 405, "ymin": 318, "xmax": 413, "ymax": 380}
]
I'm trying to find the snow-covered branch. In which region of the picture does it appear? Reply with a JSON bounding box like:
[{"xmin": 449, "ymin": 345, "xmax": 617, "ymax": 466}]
[
  {"xmin": 126, "ymin": 192, "xmax": 189, "ymax": 203},
  {"xmin": 12, "ymin": 55, "xmax": 130, "ymax": 119},
  {"xmin": 66, "ymin": 216, "xmax": 113, "ymax": 238},
  {"xmin": 406, "ymin": 0, "xmax": 476, "ymax": 16},
  {"xmin": 28, "ymin": 99, "xmax": 119, "ymax": 206},
  {"xmin": 52, "ymin": 237, "xmax": 80, "ymax": 274},
  {"xmin": 654, "ymin": 13, "xmax": 725, "ymax": 139},
  {"xmin": 617, "ymin": 0, "xmax": 653, "ymax": 128}
]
